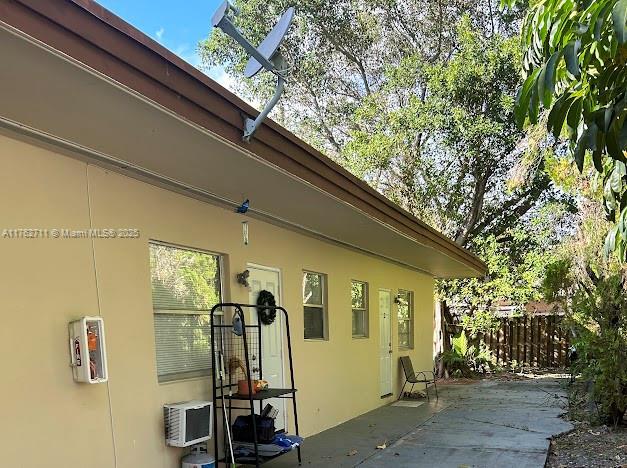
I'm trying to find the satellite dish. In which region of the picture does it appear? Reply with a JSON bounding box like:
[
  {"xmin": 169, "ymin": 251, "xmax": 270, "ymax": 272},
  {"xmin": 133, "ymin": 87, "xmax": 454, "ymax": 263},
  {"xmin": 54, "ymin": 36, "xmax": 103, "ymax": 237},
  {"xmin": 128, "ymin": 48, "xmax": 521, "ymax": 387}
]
[
  {"xmin": 244, "ymin": 8, "xmax": 294, "ymax": 78},
  {"xmin": 212, "ymin": 1, "xmax": 295, "ymax": 141}
]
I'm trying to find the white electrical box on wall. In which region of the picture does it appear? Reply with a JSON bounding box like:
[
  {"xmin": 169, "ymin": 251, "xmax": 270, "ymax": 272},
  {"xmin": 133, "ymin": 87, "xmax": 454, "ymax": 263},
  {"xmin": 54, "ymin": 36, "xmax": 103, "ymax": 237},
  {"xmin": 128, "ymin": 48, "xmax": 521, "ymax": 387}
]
[{"xmin": 69, "ymin": 316, "xmax": 108, "ymax": 384}]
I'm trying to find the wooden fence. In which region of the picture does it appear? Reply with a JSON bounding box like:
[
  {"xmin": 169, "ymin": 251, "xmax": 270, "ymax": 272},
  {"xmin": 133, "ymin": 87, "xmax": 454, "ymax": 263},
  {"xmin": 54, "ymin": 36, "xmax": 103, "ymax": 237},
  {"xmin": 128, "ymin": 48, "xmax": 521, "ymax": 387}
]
[{"xmin": 477, "ymin": 315, "xmax": 570, "ymax": 368}]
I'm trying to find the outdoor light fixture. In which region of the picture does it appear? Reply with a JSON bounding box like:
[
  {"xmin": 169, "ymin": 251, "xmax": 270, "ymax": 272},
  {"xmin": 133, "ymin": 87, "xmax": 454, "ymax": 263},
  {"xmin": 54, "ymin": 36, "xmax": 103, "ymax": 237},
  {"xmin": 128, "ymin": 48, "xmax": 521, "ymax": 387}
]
[
  {"xmin": 212, "ymin": 1, "xmax": 295, "ymax": 141},
  {"xmin": 236, "ymin": 269, "xmax": 250, "ymax": 287}
]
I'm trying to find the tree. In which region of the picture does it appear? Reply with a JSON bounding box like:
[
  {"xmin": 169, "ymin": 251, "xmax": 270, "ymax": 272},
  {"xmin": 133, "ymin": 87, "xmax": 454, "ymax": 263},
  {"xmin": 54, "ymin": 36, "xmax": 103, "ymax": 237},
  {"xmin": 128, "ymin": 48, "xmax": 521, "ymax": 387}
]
[
  {"xmin": 507, "ymin": 0, "xmax": 627, "ymax": 257},
  {"xmin": 342, "ymin": 17, "xmax": 564, "ymax": 246},
  {"xmin": 201, "ymin": 1, "xmax": 575, "ymax": 362},
  {"xmin": 201, "ymin": 2, "xmax": 565, "ymax": 246},
  {"xmin": 201, "ymin": 0, "xmax": 525, "ymax": 159}
]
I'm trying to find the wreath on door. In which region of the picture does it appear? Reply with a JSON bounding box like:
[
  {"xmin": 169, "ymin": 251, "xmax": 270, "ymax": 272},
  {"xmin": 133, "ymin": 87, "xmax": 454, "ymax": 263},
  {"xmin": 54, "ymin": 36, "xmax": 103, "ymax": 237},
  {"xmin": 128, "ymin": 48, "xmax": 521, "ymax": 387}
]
[{"xmin": 256, "ymin": 290, "xmax": 277, "ymax": 325}]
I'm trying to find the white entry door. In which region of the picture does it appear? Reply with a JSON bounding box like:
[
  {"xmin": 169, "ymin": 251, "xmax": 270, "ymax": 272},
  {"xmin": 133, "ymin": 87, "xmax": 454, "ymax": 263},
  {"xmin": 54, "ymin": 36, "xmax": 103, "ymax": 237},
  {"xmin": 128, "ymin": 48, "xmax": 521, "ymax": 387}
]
[
  {"xmin": 379, "ymin": 289, "xmax": 393, "ymax": 397},
  {"xmin": 248, "ymin": 265, "xmax": 287, "ymax": 430}
]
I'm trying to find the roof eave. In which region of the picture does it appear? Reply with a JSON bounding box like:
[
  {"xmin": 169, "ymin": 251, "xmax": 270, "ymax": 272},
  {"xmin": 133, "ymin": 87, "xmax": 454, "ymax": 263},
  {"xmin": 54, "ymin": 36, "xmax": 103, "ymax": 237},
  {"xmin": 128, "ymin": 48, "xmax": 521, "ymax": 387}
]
[{"xmin": 0, "ymin": 0, "xmax": 487, "ymax": 277}]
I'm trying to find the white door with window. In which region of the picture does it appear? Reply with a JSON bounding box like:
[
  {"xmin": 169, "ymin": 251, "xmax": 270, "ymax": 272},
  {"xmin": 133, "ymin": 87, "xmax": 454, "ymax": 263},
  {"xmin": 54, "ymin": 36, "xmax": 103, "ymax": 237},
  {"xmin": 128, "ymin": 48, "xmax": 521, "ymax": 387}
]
[
  {"xmin": 379, "ymin": 289, "xmax": 393, "ymax": 396},
  {"xmin": 248, "ymin": 265, "xmax": 287, "ymax": 430}
]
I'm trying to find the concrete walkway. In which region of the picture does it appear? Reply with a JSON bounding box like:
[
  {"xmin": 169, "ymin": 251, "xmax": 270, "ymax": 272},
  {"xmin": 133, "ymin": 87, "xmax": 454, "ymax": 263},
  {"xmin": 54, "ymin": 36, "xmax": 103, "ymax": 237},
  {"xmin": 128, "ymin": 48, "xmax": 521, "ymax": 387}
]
[{"xmin": 268, "ymin": 378, "xmax": 573, "ymax": 468}]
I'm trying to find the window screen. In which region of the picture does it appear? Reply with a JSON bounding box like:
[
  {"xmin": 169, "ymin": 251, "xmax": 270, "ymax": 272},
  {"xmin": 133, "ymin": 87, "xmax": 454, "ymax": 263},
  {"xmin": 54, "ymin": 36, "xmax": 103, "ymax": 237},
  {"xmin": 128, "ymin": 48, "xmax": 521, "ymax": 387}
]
[
  {"xmin": 303, "ymin": 271, "xmax": 327, "ymax": 339},
  {"xmin": 397, "ymin": 290, "xmax": 414, "ymax": 349},
  {"xmin": 150, "ymin": 242, "xmax": 222, "ymax": 382},
  {"xmin": 351, "ymin": 281, "xmax": 368, "ymax": 338}
]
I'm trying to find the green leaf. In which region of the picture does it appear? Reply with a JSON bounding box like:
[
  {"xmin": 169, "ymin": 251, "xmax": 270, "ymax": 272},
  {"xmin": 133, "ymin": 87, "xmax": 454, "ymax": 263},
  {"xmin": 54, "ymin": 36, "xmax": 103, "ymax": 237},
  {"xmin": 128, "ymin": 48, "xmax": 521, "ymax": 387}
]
[
  {"xmin": 607, "ymin": 123, "xmax": 625, "ymax": 161},
  {"xmin": 529, "ymin": 81, "xmax": 540, "ymax": 124},
  {"xmin": 620, "ymin": 116, "xmax": 627, "ymax": 148},
  {"xmin": 452, "ymin": 332, "xmax": 469, "ymax": 357},
  {"xmin": 540, "ymin": 50, "xmax": 562, "ymax": 107},
  {"xmin": 612, "ymin": 0, "xmax": 627, "ymax": 44},
  {"xmin": 593, "ymin": 147, "xmax": 604, "ymax": 172},
  {"xmin": 566, "ymin": 98, "xmax": 583, "ymax": 138},
  {"xmin": 619, "ymin": 190, "xmax": 627, "ymax": 212},
  {"xmin": 548, "ymin": 94, "xmax": 574, "ymax": 138},
  {"xmin": 587, "ymin": 121, "xmax": 599, "ymax": 151},
  {"xmin": 563, "ymin": 40, "xmax": 581, "ymax": 77},
  {"xmin": 574, "ymin": 136, "xmax": 586, "ymax": 172},
  {"xmin": 605, "ymin": 179, "xmax": 618, "ymax": 211},
  {"xmin": 515, "ymin": 70, "xmax": 540, "ymax": 127},
  {"xmin": 619, "ymin": 207, "xmax": 627, "ymax": 237},
  {"xmin": 604, "ymin": 106, "xmax": 614, "ymax": 132},
  {"xmin": 611, "ymin": 163, "xmax": 624, "ymax": 193},
  {"xmin": 604, "ymin": 224, "xmax": 619, "ymax": 257}
]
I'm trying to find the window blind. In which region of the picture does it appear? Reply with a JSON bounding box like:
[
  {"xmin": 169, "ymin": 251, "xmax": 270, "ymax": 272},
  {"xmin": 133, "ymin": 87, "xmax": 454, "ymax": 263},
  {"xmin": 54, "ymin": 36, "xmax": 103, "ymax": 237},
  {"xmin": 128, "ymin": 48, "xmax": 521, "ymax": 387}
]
[
  {"xmin": 154, "ymin": 314, "xmax": 212, "ymax": 381},
  {"xmin": 149, "ymin": 242, "xmax": 222, "ymax": 381}
]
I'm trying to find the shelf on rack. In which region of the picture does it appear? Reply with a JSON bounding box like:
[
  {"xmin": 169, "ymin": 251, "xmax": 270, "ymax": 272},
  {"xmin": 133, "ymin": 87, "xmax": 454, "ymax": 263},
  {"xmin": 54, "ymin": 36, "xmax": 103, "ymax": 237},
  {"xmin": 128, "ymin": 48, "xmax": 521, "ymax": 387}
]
[
  {"xmin": 219, "ymin": 443, "xmax": 299, "ymax": 466},
  {"xmin": 225, "ymin": 388, "xmax": 297, "ymax": 400}
]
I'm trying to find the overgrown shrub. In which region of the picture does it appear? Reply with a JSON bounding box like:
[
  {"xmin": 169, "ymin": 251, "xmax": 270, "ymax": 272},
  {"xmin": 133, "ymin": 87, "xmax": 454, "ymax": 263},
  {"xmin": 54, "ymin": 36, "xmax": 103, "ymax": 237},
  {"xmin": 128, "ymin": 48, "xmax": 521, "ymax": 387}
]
[
  {"xmin": 461, "ymin": 309, "xmax": 500, "ymax": 338},
  {"xmin": 545, "ymin": 263, "xmax": 627, "ymax": 425},
  {"xmin": 441, "ymin": 331, "xmax": 494, "ymax": 377},
  {"xmin": 570, "ymin": 275, "xmax": 627, "ymax": 425}
]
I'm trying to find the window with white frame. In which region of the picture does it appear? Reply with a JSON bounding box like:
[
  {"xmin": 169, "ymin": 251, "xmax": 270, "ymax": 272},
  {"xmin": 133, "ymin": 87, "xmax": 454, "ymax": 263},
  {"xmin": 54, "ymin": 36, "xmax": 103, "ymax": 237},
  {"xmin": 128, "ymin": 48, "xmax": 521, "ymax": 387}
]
[
  {"xmin": 149, "ymin": 242, "xmax": 222, "ymax": 382},
  {"xmin": 397, "ymin": 290, "xmax": 414, "ymax": 349},
  {"xmin": 351, "ymin": 280, "xmax": 368, "ymax": 338},
  {"xmin": 303, "ymin": 271, "xmax": 327, "ymax": 340}
]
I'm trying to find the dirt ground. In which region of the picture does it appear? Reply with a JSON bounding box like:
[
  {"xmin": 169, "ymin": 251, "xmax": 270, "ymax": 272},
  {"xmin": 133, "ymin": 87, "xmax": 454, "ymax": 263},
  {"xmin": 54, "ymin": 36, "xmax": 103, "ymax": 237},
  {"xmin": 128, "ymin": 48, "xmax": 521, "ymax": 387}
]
[
  {"xmin": 546, "ymin": 422, "xmax": 627, "ymax": 467},
  {"xmin": 545, "ymin": 381, "xmax": 627, "ymax": 468}
]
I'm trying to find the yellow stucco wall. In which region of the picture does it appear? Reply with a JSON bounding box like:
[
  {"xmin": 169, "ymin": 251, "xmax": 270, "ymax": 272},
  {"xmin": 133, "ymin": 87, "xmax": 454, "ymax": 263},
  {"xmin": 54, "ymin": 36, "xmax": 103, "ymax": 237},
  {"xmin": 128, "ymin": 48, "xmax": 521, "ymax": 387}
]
[{"xmin": 0, "ymin": 133, "xmax": 435, "ymax": 467}]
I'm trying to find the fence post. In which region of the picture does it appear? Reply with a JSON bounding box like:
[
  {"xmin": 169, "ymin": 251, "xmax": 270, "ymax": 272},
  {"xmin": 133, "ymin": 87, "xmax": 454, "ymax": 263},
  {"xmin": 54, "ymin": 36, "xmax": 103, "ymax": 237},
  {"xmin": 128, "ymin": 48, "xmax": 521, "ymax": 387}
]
[{"xmin": 523, "ymin": 316, "xmax": 528, "ymax": 366}]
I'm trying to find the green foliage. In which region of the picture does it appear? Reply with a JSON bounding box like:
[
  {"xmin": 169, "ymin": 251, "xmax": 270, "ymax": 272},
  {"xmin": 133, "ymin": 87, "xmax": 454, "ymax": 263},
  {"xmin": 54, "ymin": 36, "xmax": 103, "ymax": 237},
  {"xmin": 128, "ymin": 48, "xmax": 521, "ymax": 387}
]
[
  {"xmin": 542, "ymin": 258, "xmax": 574, "ymax": 303},
  {"xmin": 543, "ymin": 236, "xmax": 627, "ymax": 425},
  {"xmin": 149, "ymin": 244, "xmax": 221, "ymax": 311},
  {"xmin": 461, "ymin": 309, "xmax": 500, "ymax": 337},
  {"xmin": 507, "ymin": 0, "xmax": 627, "ymax": 257},
  {"xmin": 571, "ymin": 275, "xmax": 627, "ymax": 424},
  {"xmin": 203, "ymin": 1, "xmax": 576, "ymax": 332},
  {"xmin": 442, "ymin": 202, "xmax": 571, "ymax": 315},
  {"xmin": 442, "ymin": 332, "xmax": 495, "ymax": 376}
]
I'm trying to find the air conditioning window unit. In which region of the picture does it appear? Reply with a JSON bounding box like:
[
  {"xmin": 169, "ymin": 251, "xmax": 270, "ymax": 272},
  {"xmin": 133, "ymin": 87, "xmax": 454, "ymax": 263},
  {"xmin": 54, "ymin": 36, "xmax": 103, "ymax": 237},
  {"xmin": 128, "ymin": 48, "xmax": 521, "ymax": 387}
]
[{"xmin": 164, "ymin": 401, "xmax": 213, "ymax": 447}]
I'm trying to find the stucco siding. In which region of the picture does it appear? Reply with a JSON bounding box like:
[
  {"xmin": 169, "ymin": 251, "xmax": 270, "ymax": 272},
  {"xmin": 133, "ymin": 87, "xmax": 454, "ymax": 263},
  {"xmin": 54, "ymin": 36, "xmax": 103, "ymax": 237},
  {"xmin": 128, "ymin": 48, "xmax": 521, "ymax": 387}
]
[{"xmin": 0, "ymin": 133, "xmax": 434, "ymax": 467}]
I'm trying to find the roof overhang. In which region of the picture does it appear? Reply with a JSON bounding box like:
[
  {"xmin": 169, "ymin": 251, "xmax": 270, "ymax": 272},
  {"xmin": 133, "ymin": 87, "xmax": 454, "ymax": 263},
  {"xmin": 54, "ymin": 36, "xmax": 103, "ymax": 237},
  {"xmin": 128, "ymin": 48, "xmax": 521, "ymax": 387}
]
[{"xmin": 0, "ymin": 0, "xmax": 486, "ymax": 278}]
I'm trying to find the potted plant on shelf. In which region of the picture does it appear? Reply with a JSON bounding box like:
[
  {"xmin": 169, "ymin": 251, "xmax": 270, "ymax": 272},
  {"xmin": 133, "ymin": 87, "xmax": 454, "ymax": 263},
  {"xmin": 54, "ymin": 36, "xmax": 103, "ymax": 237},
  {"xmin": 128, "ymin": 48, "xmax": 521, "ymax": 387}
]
[{"xmin": 229, "ymin": 357, "xmax": 256, "ymax": 395}]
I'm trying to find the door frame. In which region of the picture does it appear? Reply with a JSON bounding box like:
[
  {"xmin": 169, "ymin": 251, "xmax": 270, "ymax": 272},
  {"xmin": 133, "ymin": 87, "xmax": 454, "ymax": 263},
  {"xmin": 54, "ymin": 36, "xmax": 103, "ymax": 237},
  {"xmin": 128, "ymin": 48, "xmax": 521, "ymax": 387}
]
[
  {"xmin": 246, "ymin": 263, "xmax": 287, "ymax": 426},
  {"xmin": 379, "ymin": 288, "xmax": 393, "ymax": 397}
]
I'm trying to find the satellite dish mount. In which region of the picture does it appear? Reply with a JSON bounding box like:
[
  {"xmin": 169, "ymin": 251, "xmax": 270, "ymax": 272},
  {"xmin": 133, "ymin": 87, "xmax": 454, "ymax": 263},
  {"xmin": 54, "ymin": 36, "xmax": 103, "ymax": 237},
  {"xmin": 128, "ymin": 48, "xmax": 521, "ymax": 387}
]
[{"xmin": 212, "ymin": 1, "xmax": 295, "ymax": 142}]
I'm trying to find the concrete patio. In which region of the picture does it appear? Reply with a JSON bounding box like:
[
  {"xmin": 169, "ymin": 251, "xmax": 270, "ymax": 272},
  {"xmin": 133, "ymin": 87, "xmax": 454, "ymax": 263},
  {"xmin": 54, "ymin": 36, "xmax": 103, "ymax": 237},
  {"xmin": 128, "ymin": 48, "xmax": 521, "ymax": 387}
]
[{"xmin": 268, "ymin": 377, "xmax": 573, "ymax": 468}]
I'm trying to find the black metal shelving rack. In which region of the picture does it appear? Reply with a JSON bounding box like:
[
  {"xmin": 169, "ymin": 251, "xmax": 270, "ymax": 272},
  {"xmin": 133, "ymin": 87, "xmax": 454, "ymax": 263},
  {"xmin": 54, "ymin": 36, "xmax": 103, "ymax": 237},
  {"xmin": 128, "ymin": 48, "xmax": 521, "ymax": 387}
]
[{"xmin": 210, "ymin": 303, "xmax": 302, "ymax": 467}]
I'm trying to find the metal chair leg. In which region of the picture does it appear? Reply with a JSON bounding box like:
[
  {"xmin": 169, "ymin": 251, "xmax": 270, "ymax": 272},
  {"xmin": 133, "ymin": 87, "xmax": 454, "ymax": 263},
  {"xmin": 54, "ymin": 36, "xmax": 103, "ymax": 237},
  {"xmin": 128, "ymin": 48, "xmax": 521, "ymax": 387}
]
[
  {"xmin": 425, "ymin": 382, "xmax": 430, "ymax": 401},
  {"xmin": 434, "ymin": 380, "xmax": 438, "ymax": 400},
  {"xmin": 398, "ymin": 380, "xmax": 407, "ymax": 400}
]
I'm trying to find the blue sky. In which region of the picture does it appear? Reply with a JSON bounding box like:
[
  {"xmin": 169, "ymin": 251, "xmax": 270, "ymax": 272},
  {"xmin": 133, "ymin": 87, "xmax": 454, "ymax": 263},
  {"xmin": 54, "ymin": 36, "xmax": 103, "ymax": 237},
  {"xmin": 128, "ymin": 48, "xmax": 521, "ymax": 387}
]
[{"xmin": 97, "ymin": 0, "xmax": 223, "ymax": 76}]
